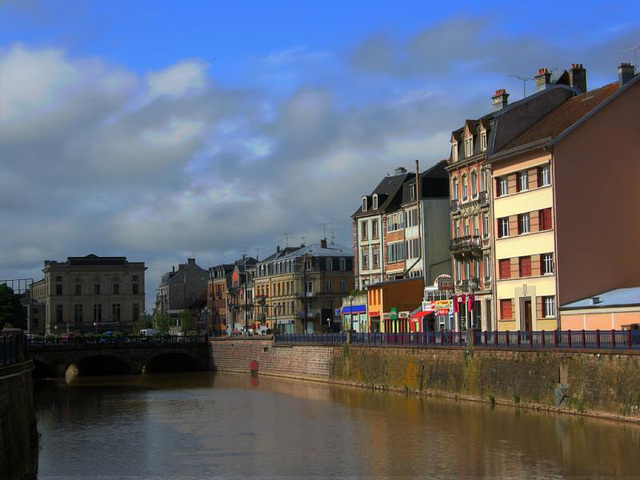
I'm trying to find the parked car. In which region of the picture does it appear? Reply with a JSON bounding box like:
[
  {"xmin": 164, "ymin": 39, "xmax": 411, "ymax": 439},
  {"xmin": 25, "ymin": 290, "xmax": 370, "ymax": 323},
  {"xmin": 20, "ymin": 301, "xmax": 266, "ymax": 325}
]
[{"xmin": 60, "ymin": 332, "xmax": 76, "ymax": 344}]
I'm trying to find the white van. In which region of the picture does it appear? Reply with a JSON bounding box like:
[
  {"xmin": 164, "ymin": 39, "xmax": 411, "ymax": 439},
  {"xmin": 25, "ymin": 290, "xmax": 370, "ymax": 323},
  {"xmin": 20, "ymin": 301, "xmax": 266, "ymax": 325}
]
[{"xmin": 139, "ymin": 328, "xmax": 159, "ymax": 337}]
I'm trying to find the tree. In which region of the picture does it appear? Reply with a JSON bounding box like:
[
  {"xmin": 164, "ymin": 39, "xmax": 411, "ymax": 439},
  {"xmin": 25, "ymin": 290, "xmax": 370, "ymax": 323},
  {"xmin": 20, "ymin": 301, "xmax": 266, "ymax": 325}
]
[
  {"xmin": 154, "ymin": 313, "xmax": 172, "ymax": 334},
  {"xmin": 179, "ymin": 310, "xmax": 194, "ymax": 334},
  {"xmin": 0, "ymin": 284, "xmax": 27, "ymax": 330},
  {"xmin": 134, "ymin": 312, "xmax": 153, "ymax": 334}
]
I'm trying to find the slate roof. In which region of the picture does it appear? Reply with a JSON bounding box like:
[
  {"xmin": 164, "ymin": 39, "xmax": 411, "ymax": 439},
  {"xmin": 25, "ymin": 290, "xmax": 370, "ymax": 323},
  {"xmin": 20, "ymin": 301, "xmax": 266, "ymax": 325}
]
[
  {"xmin": 279, "ymin": 242, "xmax": 352, "ymax": 259},
  {"xmin": 352, "ymin": 172, "xmax": 409, "ymax": 217},
  {"xmin": 498, "ymin": 82, "xmax": 618, "ymax": 153},
  {"xmin": 561, "ymin": 287, "xmax": 640, "ymax": 309},
  {"xmin": 401, "ymin": 160, "xmax": 449, "ymax": 204}
]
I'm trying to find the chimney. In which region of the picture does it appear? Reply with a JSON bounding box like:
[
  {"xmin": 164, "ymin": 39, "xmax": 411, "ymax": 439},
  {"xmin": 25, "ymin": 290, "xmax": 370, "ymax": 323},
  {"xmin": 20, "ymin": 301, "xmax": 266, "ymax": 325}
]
[
  {"xmin": 591, "ymin": 296, "xmax": 602, "ymax": 306},
  {"xmin": 320, "ymin": 238, "xmax": 327, "ymax": 248},
  {"xmin": 187, "ymin": 258, "xmax": 195, "ymax": 265},
  {"xmin": 491, "ymin": 89, "xmax": 509, "ymax": 111},
  {"xmin": 569, "ymin": 64, "xmax": 587, "ymax": 93},
  {"xmin": 618, "ymin": 63, "xmax": 635, "ymax": 87},
  {"xmin": 394, "ymin": 166, "xmax": 407, "ymax": 175},
  {"xmin": 276, "ymin": 245, "xmax": 280, "ymax": 254},
  {"xmin": 535, "ymin": 68, "xmax": 551, "ymax": 91}
]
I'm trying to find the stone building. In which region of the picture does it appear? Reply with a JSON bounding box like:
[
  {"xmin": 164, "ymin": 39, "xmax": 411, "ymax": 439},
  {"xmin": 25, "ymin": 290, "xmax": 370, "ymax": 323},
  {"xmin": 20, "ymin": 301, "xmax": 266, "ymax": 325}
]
[
  {"xmin": 254, "ymin": 240, "xmax": 354, "ymax": 333},
  {"xmin": 154, "ymin": 258, "xmax": 208, "ymax": 320},
  {"xmin": 31, "ymin": 254, "xmax": 146, "ymax": 334}
]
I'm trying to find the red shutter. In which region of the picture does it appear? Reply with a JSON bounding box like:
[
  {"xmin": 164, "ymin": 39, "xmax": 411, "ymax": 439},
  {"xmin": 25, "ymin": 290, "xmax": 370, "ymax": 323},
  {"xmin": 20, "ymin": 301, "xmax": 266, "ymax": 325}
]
[
  {"xmin": 500, "ymin": 299, "xmax": 512, "ymax": 320},
  {"xmin": 540, "ymin": 208, "xmax": 552, "ymax": 230},
  {"xmin": 519, "ymin": 256, "xmax": 531, "ymax": 277},
  {"xmin": 499, "ymin": 259, "xmax": 511, "ymax": 279}
]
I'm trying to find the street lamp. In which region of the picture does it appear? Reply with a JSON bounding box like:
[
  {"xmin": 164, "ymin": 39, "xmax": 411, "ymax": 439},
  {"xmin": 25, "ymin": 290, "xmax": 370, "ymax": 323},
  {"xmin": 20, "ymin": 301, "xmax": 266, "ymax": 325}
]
[
  {"xmin": 93, "ymin": 321, "xmax": 97, "ymax": 335},
  {"xmin": 468, "ymin": 279, "xmax": 478, "ymax": 330}
]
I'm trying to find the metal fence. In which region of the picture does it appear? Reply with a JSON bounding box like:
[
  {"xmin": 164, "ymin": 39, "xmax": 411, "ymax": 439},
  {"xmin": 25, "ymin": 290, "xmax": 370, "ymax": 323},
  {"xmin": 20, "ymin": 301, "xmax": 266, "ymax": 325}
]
[
  {"xmin": 275, "ymin": 330, "xmax": 640, "ymax": 351},
  {"xmin": 0, "ymin": 335, "xmax": 19, "ymax": 366},
  {"xmin": 26, "ymin": 335, "xmax": 209, "ymax": 347}
]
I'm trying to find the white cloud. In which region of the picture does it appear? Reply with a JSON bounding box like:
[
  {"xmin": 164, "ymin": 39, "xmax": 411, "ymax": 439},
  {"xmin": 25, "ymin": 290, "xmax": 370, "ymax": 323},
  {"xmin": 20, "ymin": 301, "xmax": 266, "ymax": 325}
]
[
  {"xmin": 146, "ymin": 59, "xmax": 208, "ymax": 98},
  {"xmin": 141, "ymin": 118, "xmax": 205, "ymax": 147}
]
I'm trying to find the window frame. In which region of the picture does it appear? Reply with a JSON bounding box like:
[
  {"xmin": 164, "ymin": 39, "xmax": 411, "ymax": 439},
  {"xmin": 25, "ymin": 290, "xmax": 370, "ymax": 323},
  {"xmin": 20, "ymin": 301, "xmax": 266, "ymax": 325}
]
[
  {"xmin": 518, "ymin": 213, "xmax": 530, "ymax": 234},
  {"xmin": 517, "ymin": 171, "xmax": 529, "ymax": 192}
]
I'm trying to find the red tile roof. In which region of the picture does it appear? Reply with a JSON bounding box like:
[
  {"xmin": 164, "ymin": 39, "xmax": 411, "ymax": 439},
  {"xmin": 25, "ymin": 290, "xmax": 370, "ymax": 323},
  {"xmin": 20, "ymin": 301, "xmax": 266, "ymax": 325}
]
[{"xmin": 499, "ymin": 82, "xmax": 619, "ymax": 152}]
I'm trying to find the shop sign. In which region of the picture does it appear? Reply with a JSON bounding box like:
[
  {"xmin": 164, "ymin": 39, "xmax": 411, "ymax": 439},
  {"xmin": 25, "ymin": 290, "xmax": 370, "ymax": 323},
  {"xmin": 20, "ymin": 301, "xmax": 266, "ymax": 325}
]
[
  {"xmin": 390, "ymin": 307, "xmax": 398, "ymax": 321},
  {"xmin": 434, "ymin": 300, "xmax": 452, "ymax": 309},
  {"xmin": 436, "ymin": 309, "xmax": 450, "ymax": 316},
  {"xmin": 399, "ymin": 311, "xmax": 409, "ymax": 319},
  {"xmin": 436, "ymin": 274, "xmax": 453, "ymax": 291}
]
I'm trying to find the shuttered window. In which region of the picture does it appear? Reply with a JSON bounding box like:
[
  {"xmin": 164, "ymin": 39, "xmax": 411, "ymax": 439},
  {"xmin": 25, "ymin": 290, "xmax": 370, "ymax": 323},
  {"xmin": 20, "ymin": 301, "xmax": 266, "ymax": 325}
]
[
  {"xmin": 519, "ymin": 256, "xmax": 531, "ymax": 277},
  {"xmin": 539, "ymin": 208, "xmax": 553, "ymax": 230},
  {"xmin": 500, "ymin": 299, "xmax": 513, "ymax": 320},
  {"xmin": 499, "ymin": 259, "xmax": 511, "ymax": 279}
]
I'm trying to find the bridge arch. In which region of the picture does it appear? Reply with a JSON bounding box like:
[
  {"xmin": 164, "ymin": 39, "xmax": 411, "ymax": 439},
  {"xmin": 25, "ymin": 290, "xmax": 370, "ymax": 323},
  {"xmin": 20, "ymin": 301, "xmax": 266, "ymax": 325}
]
[
  {"xmin": 145, "ymin": 352, "xmax": 202, "ymax": 373},
  {"xmin": 32, "ymin": 359, "xmax": 55, "ymax": 379},
  {"xmin": 75, "ymin": 354, "xmax": 132, "ymax": 376}
]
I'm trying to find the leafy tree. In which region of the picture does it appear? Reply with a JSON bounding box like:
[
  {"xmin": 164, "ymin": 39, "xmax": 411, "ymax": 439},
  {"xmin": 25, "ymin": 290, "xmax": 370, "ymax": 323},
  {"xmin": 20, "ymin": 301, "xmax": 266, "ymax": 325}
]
[
  {"xmin": 0, "ymin": 284, "xmax": 27, "ymax": 330},
  {"xmin": 179, "ymin": 310, "xmax": 194, "ymax": 334},
  {"xmin": 154, "ymin": 313, "xmax": 173, "ymax": 334},
  {"xmin": 134, "ymin": 312, "xmax": 153, "ymax": 334}
]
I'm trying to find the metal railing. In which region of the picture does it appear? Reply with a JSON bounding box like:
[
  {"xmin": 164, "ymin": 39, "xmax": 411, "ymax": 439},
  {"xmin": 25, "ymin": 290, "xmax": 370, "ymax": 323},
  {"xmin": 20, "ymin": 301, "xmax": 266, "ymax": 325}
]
[
  {"xmin": 274, "ymin": 330, "xmax": 640, "ymax": 351},
  {"xmin": 0, "ymin": 335, "xmax": 19, "ymax": 366},
  {"xmin": 26, "ymin": 335, "xmax": 209, "ymax": 347}
]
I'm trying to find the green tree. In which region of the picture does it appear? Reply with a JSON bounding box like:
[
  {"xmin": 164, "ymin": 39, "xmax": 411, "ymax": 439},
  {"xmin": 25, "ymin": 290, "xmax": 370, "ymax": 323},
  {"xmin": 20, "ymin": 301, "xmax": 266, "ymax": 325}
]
[
  {"xmin": 0, "ymin": 284, "xmax": 27, "ymax": 330},
  {"xmin": 179, "ymin": 310, "xmax": 194, "ymax": 334},
  {"xmin": 134, "ymin": 312, "xmax": 153, "ymax": 334},
  {"xmin": 154, "ymin": 313, "xmax": 172, "ymax": 334}
]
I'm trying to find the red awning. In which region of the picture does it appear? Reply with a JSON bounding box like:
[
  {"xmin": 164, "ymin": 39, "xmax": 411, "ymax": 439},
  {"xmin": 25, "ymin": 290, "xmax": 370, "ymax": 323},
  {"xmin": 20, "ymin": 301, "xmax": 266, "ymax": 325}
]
[{"xmin": 411, "ymin": 310, "xmax": 434, "ymax": 321}]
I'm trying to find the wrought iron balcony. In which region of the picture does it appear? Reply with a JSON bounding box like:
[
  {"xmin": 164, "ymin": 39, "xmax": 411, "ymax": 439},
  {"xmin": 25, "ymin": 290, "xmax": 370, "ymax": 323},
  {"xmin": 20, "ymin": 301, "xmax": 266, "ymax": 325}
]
[{"xmin": 449, "ymin": 235, "xmax": 482, "ymax": 256}]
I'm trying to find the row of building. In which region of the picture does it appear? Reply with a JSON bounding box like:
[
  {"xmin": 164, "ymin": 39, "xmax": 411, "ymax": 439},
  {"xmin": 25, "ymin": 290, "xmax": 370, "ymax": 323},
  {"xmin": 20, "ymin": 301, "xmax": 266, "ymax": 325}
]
[{"xmin": 351, "ymin": 62, "xmax": 640, "ymax": 333}]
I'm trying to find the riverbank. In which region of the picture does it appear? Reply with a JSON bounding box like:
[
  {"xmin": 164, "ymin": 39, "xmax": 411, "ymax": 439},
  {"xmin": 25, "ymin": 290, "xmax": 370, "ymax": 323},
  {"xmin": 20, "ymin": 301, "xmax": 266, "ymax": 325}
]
[{"xmin": 210, "ymin": 337, "xmax": 640, "ymax": 424}]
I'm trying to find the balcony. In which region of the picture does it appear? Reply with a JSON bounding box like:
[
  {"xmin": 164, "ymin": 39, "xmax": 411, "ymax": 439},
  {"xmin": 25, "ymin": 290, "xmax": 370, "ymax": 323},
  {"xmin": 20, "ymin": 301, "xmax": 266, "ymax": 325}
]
[
  {"xmin": 297, "ymin": 309, "xmax": 318, "ymax": 318},
  {"xmin": 449, "ymin": 235, "xmax": 482, "ymax": 257},
  {"xmin": 454, "ymin": 191, "xmax": 490, "ymax": 213},
  {"xmin": 299, "ymin": 292, "xmax": 315, "ymax": 298}
]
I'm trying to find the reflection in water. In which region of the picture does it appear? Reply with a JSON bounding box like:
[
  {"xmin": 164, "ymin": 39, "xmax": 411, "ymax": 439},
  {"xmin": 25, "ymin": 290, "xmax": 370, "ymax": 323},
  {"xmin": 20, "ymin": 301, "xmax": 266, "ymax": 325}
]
[{"xmin": 36, "ymin": 372, "xmax": 640, "ymax": 479}]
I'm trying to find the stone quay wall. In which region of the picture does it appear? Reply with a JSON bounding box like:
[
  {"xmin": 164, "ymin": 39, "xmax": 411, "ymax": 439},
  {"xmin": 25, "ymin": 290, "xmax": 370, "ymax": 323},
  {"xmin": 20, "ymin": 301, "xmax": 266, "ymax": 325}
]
[
  {"xmin": 210, "ymin": 338, "xmax": 640, "ymax": 422},
  {"xmin": 0, "ymin": 330, "xmax": 38, "ymax": 479}
]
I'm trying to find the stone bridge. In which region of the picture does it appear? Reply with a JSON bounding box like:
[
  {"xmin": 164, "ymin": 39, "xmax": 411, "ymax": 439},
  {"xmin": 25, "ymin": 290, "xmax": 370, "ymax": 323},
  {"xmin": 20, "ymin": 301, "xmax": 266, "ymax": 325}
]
[{"xmin": 29, "ymin": 342, "xmax": 211, "ymax": 378}]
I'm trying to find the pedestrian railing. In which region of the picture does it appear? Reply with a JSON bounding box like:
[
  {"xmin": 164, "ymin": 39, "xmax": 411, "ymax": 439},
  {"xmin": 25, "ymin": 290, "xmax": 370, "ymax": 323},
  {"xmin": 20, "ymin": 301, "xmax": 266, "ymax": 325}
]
[
  {"xmin": 0, "ymin": 335, "xmax": 19, "ymax": 366},
  {"xmin": 26, "ymin": 334, "xmax": 209, "ymax": 347},
  {"xmin": 274, "ymin": 330, "xmax": 640, "ymax": 351}
]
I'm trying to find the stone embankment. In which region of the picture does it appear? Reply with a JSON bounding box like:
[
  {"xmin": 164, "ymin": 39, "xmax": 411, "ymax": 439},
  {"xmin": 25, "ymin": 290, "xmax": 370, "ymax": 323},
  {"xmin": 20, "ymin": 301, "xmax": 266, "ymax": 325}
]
[
  {"xmin": 210, "ymin": 337, "xmax": 640, "ymax": 423},
  {"xmin": 0, "ymin": 329, "xmax": 38, "ymax": 480}
]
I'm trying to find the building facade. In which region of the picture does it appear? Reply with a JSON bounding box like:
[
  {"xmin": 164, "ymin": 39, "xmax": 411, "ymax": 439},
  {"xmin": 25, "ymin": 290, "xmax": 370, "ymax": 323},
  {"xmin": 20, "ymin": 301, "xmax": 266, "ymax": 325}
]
[
  {"xmin": 31, "ymin": 254, "xmax": 146, "ymax": 334},
  {"xmin": 155, "ymin": 258, "xmax": 208, "ymax": 319}
]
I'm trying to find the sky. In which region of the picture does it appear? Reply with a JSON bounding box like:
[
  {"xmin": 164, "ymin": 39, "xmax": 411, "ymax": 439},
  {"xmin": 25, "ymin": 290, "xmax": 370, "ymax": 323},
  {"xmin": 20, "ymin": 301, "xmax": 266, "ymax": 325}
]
[{"xmin": 1, "ymin": 0, "xmax": 638, "ymax": 311}]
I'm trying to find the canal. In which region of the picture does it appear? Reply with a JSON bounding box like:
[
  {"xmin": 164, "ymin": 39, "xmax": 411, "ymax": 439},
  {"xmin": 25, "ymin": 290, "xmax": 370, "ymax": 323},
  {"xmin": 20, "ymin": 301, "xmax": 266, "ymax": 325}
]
[{"xmin": 35, "ymin": 372, "xmax": 640, "ymax": 479}]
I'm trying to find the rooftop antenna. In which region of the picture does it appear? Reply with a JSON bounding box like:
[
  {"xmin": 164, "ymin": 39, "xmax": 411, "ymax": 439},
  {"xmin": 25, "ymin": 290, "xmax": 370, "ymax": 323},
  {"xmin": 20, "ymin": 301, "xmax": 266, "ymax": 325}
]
[
  {"xmin": 301, "ymin": 236, "xmax": 306, "ymax": 246},
  {"xmin": 281, "ymin": 232, "xmax": 292, "ymax": 247},
  {"xmin": 622, "ymin": 45, "xmax": 640, "ymax": 70},
  {"xmin": 330, "ymin": 228, "xmax": 337, "ymax": 244},
  {"xmin": 508, "ymin": 74, "xmax": 534, "ymax": 98},
  {"xmin": 319, "ymin": 222, "xmax": 332, "ymax": 239},
  {"xmin": 255, "ymin": 247, "xmax": 262, "ymax": 261}
]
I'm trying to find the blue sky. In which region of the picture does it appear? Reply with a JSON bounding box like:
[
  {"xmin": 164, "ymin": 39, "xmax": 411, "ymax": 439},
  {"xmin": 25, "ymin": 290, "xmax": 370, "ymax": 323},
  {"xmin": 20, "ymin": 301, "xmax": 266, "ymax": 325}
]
[{"xmin": 1, "ymin": 0, "xmax": 638, "ymax": 310}]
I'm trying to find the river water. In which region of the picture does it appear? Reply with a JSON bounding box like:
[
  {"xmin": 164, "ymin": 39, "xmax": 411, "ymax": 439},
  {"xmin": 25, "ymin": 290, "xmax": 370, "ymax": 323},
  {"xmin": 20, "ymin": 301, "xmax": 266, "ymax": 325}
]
[{"xmin": 35, "ymin": 372, "xmax": 640, "ymax": 479}]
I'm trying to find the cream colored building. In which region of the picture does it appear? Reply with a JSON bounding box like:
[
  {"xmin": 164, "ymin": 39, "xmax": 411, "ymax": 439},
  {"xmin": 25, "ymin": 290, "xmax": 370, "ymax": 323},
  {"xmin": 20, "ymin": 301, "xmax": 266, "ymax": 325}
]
[{"xmin": 32, "ymin": 254, "xmax": 146, "ymax": 334}]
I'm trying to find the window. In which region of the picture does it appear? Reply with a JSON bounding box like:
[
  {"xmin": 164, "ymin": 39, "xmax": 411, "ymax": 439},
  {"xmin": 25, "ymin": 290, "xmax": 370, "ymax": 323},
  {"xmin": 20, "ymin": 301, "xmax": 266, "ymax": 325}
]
[
  {"xmin": 541, "ymin": 253, "xmax": 554, "ymax": 275},
  {"xmin": 372, "ymin": 247, "xmax": 380, "ymax": 269},
  {"xmin": 539, "ymin": 165, "xmax": 551, "ymax": 186},
  {"xmin": 464, "ymin": 262, "xmax": 471, "ymax": 281},
  {"xmin": 56, "ymin": 305, "xmax": 63, "ymax": 323},
  {"xmin": 480, "ymin": 132, "xmax": 487, "ymax": 151},
  {"xmin": 473, "ymin": 216, "xmax": 479, "ymax": 237},
  {"xmin": 339, "ymin": 280, "xmax": 347, "ymax": 293},
  {"xmin": 372, "ymin": 194, "xmax": 378, "ymax": 209},
  {"xmin": 543, "ymin": 296, "xmax": 555, "ymax": 317},
  {"xmin": 499, "ymin": 259, "xmax": 511, "ymax": 279},
  {"xmin": 452, "ymin": 178, "xmax": 459, "ymax": 200},
  {"xmin": 497, "ymin": 176, "xmax": 508, "ymax": 197},
  {"xmin": 361, "ymin": 221, "xmax": 368, "ymax": 240},
  {"xmin": 462, "ymin": 174, "xmax": 468, "ymax": 201},
  {"xmin": 498, "ymin": 218, "xmax": 509, "ymax": 238},
  {"xmin": 74, "ymin": 304, "xmax": 83, "ymax": 324},
  {"xmin": 474, "ymin": 260, "xmax": 480, "ymax": 279},
  {"xmin": 132, "ymin": 303, "xmax": 140, "ymax": 322},
  {"xmin": 326, "ymin": 258, "xmax": 333, "ymax": 271},
  {"xmin": 465, "ymin": 137, "xmax": 473, "ymax": 157},
  {"xmin": 56, "ymin": 284, "xmax": 63, "ymax": 295},
  {"xmin": 94, "ymin": 284, "xmax": 101, "ymax": 295},
  {"xmin": 340, "ymin": 258, "xmax": 346, "ymax": 271},
  {"xmin": 387, "ymin": 241, "xmax": 405, "ymax": 263},
  {"xmin": 387, "ymin": 212, "xmax": 404, "ymax": 232},
  {"xmin": 55, "ymin": 276, "xmax": 62, "ymax": 282},
  {"xmin": 471, "ymin": 171, "xmax": 478, "ymax": 198},
  {"xmin": 406, "ymin": 208, "xmax": 418, "ymax": 228},
  {"xmin": 539, "ymin": 208, "xmax": 553, "ymax": 231},
  {"xmin": 517, "ymin": 171, "xmax": 529, "ymax": 192},
  {"xmin": 362, "ymin": 197, "xmax": 368, "ymax": 212},
  {"xmin": 484, "ymin": 256, "xmax": 491, "ymax": 280},
  {"xmin": 518, "ymin": 213, "xmax": 530, "ymax": 234},
  {"xmin": 372, "ymin": 219, "xmax": 379, "ymax": 239},
  {"xmin": 75, "ymin": 284, "xmax": 82, "ymax": 295},
  {"xmin": 93, "ymin": 304, "xmax": 102, "ymax": 322},
  {"xmin": 406, "ymin": 238, "xmax": 420, "ymax": 259},
  {"xmin": 362, "ymin": 249, "xmax": 369, "ymax": 270},
  {"xmin": 519, "ymin": 256, "xmax": 531, "ymax": 277},
  {"xmin": 326, "ymin": 281, "xmax": 334, "ymax": 293},
  {"xmin": 463, "ymin": 221, "xmax": 469, "ymax": 236},
  {"xmin": 132, "ymin": 275, "xmax": 139, "ymax": 282},
  {"xmin": 132, "ymin": 283, "xmax": 139, "ymax": 294},
  {"xmin": 113, "ymin": 283, "xmax": 120, "ymax": 295},
  {"xmin": 456, "ymin": 260, "xmax": 462, "ymax": 282},
  {"xmin": 482, "ymin": 215, "xmax": 489, "ymax": 238},
  {"xmin": 305, "ymin": 281, "xmax": 313, "ymax": 293},
  {"xmin": 112, "ymin": 304, "xmax": 121, "ymax": 323},
  {"xmin": 409, "ymin": 185, "xmax": 416, "ymax": 201},
  {"xmin": 451, "ymin": 142, "xmax": 458, "ymax": 162},
  {"xmin": 500, "ymin": 299, "xmax": 513, "ymax": 320}
]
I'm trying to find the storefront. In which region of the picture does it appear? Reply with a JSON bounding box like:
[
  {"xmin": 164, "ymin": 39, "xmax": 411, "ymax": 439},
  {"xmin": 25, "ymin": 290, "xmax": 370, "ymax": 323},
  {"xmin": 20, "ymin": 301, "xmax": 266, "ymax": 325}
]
[{"xmin": 343, "ymin": 304, "xmax": 367, "ymax": 332}]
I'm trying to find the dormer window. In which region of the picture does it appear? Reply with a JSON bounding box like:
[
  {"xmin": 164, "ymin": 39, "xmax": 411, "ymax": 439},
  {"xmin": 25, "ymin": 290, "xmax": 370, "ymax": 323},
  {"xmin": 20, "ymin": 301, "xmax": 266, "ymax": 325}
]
[
  {"xmin": 409, "ymin": 185, "xmax": 416, "ymax": 201},
  {"xmin": 362, "ymin": 196, "xmax": 368, "ymax": 212},
  {"xmin": 465, "ymin": 137, "xmax": 473, "ymax": 157},
  {"xmin": 372, "ymin": 194, "xmax": 378, "ymax": 209},
  {"xmin": 480, "ymin": 132, "xmax": 487, "ymax": 151},
  {"xmin": 452, "ymin": 142, "xmax": 458, "ymax": 162}
]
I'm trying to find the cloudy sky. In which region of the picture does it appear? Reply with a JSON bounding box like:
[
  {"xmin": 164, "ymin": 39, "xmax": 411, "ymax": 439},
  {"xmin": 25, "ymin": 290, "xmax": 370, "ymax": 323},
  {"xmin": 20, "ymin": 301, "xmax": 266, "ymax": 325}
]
[{"xmin": 1, "ymin": 0, "xmax": 638, "ymax": 310}]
